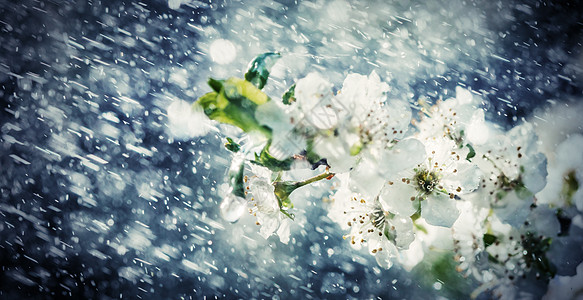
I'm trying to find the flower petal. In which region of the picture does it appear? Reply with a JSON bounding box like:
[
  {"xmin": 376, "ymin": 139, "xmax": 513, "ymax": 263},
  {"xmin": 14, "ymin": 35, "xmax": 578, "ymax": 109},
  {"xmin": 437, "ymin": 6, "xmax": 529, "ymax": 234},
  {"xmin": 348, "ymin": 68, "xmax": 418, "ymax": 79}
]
[
  {"xmin": 392, "ymin": 215, "xmax": 415, "ymax": 249},
  {"xmin": 421, "ymin": 193, "xmax": 460, "ymax": 228},
  {"xmin": 350, "ymin": 157, "xmax": 387, "ymax": 197},
  {"xmin": 276, "ymin": 217, "xmax": 291, "ymax": 244},
  {"xmin": 379, "ymin": 179, "xmax": 419, "ymax": 217},
  {"xmin": 380, "ymin": 138, "xmax": 426, "ymax": 175}
]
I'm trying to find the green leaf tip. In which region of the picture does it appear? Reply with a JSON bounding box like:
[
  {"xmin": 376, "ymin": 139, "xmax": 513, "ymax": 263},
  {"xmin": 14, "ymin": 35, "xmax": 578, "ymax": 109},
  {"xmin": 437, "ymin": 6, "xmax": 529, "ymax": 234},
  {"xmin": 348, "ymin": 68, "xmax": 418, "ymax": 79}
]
[
  {"xmin": 225, "ymin": 137, "xmax": 241, "ymax": 153},
  {"xmin": 244, "ymin": 52, "xmax": 281, "ymax": 90},
  {"xmin": 465, "ymin": 143, "xmax": 476, "ymax": 161},
  {"xmin": 483, "ymin": 233, "xmax": 497, "ymax": 247},
  {"xmin": 282, "ymin": 84, "xmax": 296, "ymax": 105},
  {"xmin": 252, "ymin": 142, "xmax": 293, "ymax": 171}
]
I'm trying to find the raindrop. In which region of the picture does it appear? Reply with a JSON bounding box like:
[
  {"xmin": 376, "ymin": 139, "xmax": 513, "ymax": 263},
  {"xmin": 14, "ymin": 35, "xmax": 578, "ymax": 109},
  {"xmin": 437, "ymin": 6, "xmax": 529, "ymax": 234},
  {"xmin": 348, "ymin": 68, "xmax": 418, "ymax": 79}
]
[{"xmin": 219, "ymin": 193, "xmax": 246, "ymax": 222}]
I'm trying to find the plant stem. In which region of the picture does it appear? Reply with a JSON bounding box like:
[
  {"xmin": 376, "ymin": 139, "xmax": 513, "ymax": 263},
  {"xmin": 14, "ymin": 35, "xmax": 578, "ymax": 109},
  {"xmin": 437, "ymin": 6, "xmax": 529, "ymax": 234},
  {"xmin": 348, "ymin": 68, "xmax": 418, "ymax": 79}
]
[
  {"xmin": 293, "ymin": 171, "xmax": 334, "ymax": 189},
  {"xmin": 273, "ymin": 171, "xmax": 335, "ymax": 207}
]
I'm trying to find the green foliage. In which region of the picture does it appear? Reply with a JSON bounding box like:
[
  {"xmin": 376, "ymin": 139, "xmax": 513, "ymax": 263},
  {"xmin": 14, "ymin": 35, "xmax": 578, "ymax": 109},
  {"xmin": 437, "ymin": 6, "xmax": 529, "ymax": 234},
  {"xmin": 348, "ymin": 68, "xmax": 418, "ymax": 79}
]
[
  {"xmin": 522, "ymin": 232, "xmax": 556, "ymax": 280},
  {"xmin": 561, "ymin": 170, "xmax": 579, "ymax": 206},
  {"xmin": 483, "ymin": 233, "xmax": 497, "ymax": 247},
  {"xmin": 305, "ymin": 138, "xmax": 322, "ymax": 165},
  {"xmin": 208, "ymin": 78, "xmax": 224, "ymax": 93},
  {"xmin": 466, "ymin": 143, "xmax": 476, "ymax": 160},
  {"xmin": 273, "ymin": 181, "xmax": 296, "ymax": 208},
  {"xmin": 229, "ymin": 163, "xmax": 246, "ymax": 198},
  {"xmin": 223, "ymin": 77, "xmax": 270, "ymax": 105},
  {"xmin": 194, "ymin": 53, "xmax": 283, "ymax": 136},
  {"xmin": 244, "ymin": 52, "xmax": 281, "ymax": 90},
  {"xmin": 282, "ymin": 84, "xmax": 296, "ymax": 105},
  {"xmin": 224, "ymin": 137, "xmax": 240, "ymax": 153},
  {"xmin": 195, "ymin": 79, "xmax": 271, "ymax": 137},
  {"xmin": 349, "ymin": 142, "xmax": 363, "ymax": 156},
  {"xmin": 252, "ymin": 142, "xmax": 294, "ymax": 172}
]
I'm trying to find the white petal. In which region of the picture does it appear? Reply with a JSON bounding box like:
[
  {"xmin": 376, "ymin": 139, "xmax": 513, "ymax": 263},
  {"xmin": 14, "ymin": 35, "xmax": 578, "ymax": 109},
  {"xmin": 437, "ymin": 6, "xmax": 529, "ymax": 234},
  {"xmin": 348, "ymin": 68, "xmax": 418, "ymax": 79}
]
[
  {"xmin": 350, "ymin": 157, "xmax": 386, "ymax": 197},
  {"xmin": 493, "ymin": 190, "xmax": 532, "ymax": 227},
  {"xmin": 455, "ymin": 86, "xmax": 473, "ymax": 105},
  {"xmin": 276, "ymin": 217, "xmax": 291, "ymax": 244},
  {"xmin": 312, "ymin": 135, "xmax": 356, "ymax": 173},
  {"xmin": 466, "ymin": 109, "xmax": 490, "ymax": 145},
  {"xmin": 255, "ymin": 101, "xmax": 289, "ymax": 132},
  {"xmin": 521, "ymin": 152, "xmax": 548, "ymax": 194},
  {"xmin": 295, "ymin": 72, "xmax": 333, "ymax": 111},
  {"xmin": 442, "ymin": 162, "xmax": 482, "ymax": 193},
  {"xmin": 373, "ymin": 241, "xmax": 397, "ymax": 269},
  {"xmin": 421, "ymin": 193, "xmax": 460, "ymax": 228},
  {"xmin": 392, "ymin": 216, "xmax": 415, "ymax": 249},
  {"xmin": 379, "ymin": 180, "xmax": 419, "ymax": 217},
  {"xmin": 384, "ymin": 98, "xmax": 412, "ymax": 137},
  {"xmin": 398, "ymin": 238, "xmax": 424, "ymax": 271},
  {"xmin": 380, "ymin": 138, "xmax": 426, "ymax": 175},
  {"xmin": 248, "ymin": 179, "xmax": 279, "ymax": 214},
  {"xmin": 258, "ymin": 213, "xmax": 279, "ymax": 239},
  {"xmin": 305, "ymin": 105, "xmax": 338, "ymax": 129},
  {"xmin": 528, "ymin": 206, "xmax": 560, "ymax": 238},
  {"xmin": 269, "ymin": 132, "xmax": 306, "ymax": 160}
]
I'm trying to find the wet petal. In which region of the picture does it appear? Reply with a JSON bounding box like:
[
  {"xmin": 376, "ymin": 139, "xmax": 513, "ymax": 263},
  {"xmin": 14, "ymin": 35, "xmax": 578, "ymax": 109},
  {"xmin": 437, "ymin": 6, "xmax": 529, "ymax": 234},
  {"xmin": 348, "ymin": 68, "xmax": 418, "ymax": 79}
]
[
  {"xmin": 379, "ymin": 179, "xmax": 419, "ymax": 217},
  {"xmin": 421, "ymin": 193, "xmax": 460, "ymax": 228}
]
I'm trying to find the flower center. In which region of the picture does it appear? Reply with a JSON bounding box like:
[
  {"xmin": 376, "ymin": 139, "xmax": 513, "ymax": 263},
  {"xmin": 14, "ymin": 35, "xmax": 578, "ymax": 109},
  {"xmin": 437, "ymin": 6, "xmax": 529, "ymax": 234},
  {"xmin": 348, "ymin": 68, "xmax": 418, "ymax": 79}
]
[
  {"xmin": 413, "ymin": 169, "xmax": 439, "ymax": 194},
  {"xmin": 369, "ymin": 207, "xmax": 386, "ymax": 230}
]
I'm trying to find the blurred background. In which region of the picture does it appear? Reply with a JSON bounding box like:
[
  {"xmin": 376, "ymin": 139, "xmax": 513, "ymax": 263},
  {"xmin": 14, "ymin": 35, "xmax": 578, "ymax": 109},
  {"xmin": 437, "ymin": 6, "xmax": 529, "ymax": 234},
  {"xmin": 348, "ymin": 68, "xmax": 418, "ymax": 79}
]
[{"xmin": 1, "ymin": 0, "xmax": 582, "ymax": 298}]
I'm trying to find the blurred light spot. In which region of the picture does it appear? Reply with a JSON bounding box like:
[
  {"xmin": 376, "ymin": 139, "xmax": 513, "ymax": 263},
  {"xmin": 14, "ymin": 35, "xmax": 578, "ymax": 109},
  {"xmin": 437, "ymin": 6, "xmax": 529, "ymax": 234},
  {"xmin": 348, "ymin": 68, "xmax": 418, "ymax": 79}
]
[{"xmin": 209, "ymin": 39, "xmax": 237, "ymax": 65}]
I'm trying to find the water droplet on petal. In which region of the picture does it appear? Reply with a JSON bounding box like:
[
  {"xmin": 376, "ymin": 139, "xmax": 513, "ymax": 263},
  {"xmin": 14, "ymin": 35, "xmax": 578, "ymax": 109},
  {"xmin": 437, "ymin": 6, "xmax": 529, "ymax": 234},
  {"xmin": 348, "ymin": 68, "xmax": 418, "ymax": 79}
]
[{"xmin": 220, "ymin": 193, "xmax": 246, "ymax": 223}]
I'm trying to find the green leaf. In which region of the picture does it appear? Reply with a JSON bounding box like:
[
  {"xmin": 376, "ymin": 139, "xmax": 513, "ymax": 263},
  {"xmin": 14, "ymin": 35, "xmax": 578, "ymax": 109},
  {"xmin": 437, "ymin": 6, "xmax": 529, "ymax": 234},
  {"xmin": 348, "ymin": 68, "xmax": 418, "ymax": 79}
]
[
  {"xmin": 229, "ymin": 162, "xmax": 246, "ymax": 198},
  {"xmin": 224, "ymin": 137, "xmax": 240, "ymax": 153},
  {"xmin": 224, "ymin": 77, "xmax": 270, "ymax": 105},
  {"xmin": 208, "ymin": 104, "xmax": 270, "ymax": 136},
  {"xmin": 305, "ymin": 138, "xmax": 322, "ymax": 165},
  {"xmin": 252, "ymin": 142, "xmax": 293, "ymax": 171},
  {"xmin": 196, "ymin": 80, "xmax": 271, "ymax": 137},
  {"xmin": 208, "ymin": 78, "xmax": 224, "ymax": 93},
  {"xmin": 483, "ymin": 233, "xmax": 497, "ymax": 247},
  {"xmin": 521, "ymin": 232, "xmax": 556, "ymax": 280},
  {"xmin": 273, "ymin": 181, "xmax": 296, "ymax": 205},
  {"xmin": 561, "ymin": 170, "xmax": 579, "ymax": 206},
  {"xmin": 465, "ymin": 143, "xmax": 476, "ymax": 161},
  {"xmin": 196, "ymin": 92, "xmax": 219, "ymax": 114},
  {"xmin": 244, "ymin": 52, "xmax": 281, "ymax": 89},
  {"xmin": 282, "ymin": 84, "xmax": 296, "ymax": 105}
]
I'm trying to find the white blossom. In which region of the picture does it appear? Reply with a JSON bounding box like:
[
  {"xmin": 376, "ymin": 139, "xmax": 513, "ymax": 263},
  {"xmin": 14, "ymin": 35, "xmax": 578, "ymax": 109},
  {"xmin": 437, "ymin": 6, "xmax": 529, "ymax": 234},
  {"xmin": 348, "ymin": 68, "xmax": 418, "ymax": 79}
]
[
  {"xmin": 472, "ymin": 122, "xmax": 548, "ymax": 226},
  {"xmin": 536, "ymin": 134, "xmax": 583, "ymax": 209},
  {"xmin": 452, "ymin": 201, "xmax": 490, "ymax": 275},
  {"xmin": 312, "ymin": 71, "xmax": 412, "ymax": 173},
  {"xmin": 379, "ymin": 138, "xmax": 481, "ymax": 227},
  {"xmin": 329, "ymin": 174, "xmax": 415, "ymax": 269},
  {"xmin": 294, "ymin": 72, "xmax": 336, "ymax": 129},
  {"xmin": 245, "ymin": 165, "xmax": 291, "ymax": 244},
  {"xmin": 415, "ymin": 86, "xmax": 484, "ymax": 144}
]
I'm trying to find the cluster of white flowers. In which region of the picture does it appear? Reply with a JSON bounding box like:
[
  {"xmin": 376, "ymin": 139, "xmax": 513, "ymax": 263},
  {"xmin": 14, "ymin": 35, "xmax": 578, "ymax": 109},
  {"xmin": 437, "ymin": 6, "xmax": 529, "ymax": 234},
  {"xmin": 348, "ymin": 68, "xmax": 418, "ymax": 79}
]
[{"xmin": 170, "ymin": 53, "xmax": 583, "ymax": 298}]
